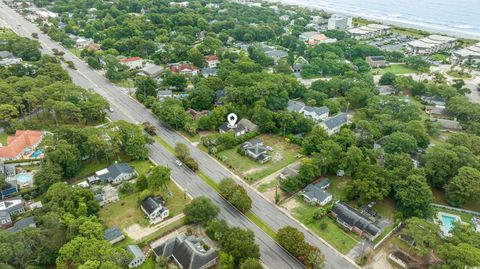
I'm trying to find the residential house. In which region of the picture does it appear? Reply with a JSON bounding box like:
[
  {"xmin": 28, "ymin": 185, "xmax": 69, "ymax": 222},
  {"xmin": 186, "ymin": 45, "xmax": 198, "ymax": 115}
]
[
  {"xmin": 169, "ymin": 62, "xmax": 199, "ymax": 76},
  {"xmin": 0, "ymin": 196, "xmax": 25, "ymax": 228},
  {"xmin": 287, "ymin": 100, "xmax": 329, "ymax": 121},
  {"xmin": 86, "ymin": 43, "xmax": 101, "ymax": 52},
  {"xmin": 293, "ymin": 56, "xmax": 309, "ymax": 74},
  {"xmin": 7, "ymin": 216, "xmax": 36, "ymax": 233},
  {"xmin": 201, "ymin": 67, "xmax": 217, "ymax": 77},
  {"xmin": 238, "ymin": 118, "xmax": 259, "ymax": 132},
  {"xmin": 331, "ymin": 202, "xmax": 382, "ymax": 241},
  {"xmin": 240, "ymin": 139, "xmax": 271, "ymax": 164},
  {"xmin": 378, "ymin": 85, "xmax": 395, "ymax": 96},
  {"xmin": 205, "ymin": 3, "xmax": 220, "ymax": 9},
  {"xmin": 157, "ymin": 90, "xmax": 173, "ymax": 101},
  {"xmin": 261, "ymin": 44, "xmax": 288, "ymax": 64},
  {"xmin": 279, "ymin": 15, "xmax": 290, "ymax": 21},
  {"xmin": 420, "ymin": 96, "xmax": 446, "ymax": 108},
  {"xmin": 300, "ymin": 181, "xmax": 333, "ymax": 206},
  {"xmin": 347, "ymin": 24, "xmax": 391, "ymax": 40},
  {"xmin": 366, "ymin": 56, "xmax": 387, "ymax": 68},
  {"xmin": 327, "ymin": 14, "xmax": 352, "ymax": 30},
  {"xmin": 0, "ymin": 130, "xmax": 43, "ymax": 160},
  {"xmin": 299, "ymin": 32, "xmax": 319, "ymax": 42},
  {"xmin": 300, "ymin": 32, "xmax": 336, "ymax": 46},
  {"xmin": 75, "ymin": 37, "xmax": 93, "ymax": 49},
  {"xmin": 0, "ymin": 50, "xmax": 21, "ymax": 66},
  {"xmin": 187, "ymin": 108, "xmax": 209, "ymax": 119},
  {"xmin": 140, "ymin": 63, "xmax": 164, "ymax": 78},
  {"xmin": 452, "ymin": 42, "xmax": 480, "ymax": 65},
  {"xmin": 140, "ymin": 196, "xmax": 169, "ymax": 224},
  {"xmin": 406, "ymin": 35, "xmax": 456, "ymax": 55},
  {"xmin": 320, "ymin": 113, "xmax": 348, "ymax": 135},
  {"xmin": 279, "ymin": 163, "xmax": 301, "ymax": 180},
  {"xmin": 119, "ymin": 57, "xmax": 144, "ymax": 69},
  {"xmin": 425, "ymin": 106, "xmax": 447, "ymax": 117},
  {"xmin": 152, "ymin": 233, "xmax": 218, "ymax": 269},
  {"xmin": 95, "ymin": 163, "xmax": 136, "ymax": 185},
  {"xmin": 215, "ymin": 89, "xmax": 225, "ymax": 106},
  {"xmin": 388, "ymin": 250, "xmax": 418, "ymax": 269},
  {"xmin": 95, "ymin": 193, "xmax": 105, "ymax": 207},
  {"xmin": 219, "ymin": 123, "xmax": 246, "ymax": 137},
  {"xmin": 0, "ymin": 51, "xmax": 14, "ymax": 59},
  {"xmin": 433, "ymin": 118, "xmax": 462, "ymax": 131},
  {"xmin": 104, "ymin": 227, "xmax": 125, "ymax": 244},
  {"xmin": 204, "ymin": 55, "xmax": 220, "ymax": 68},
  {"xmin": 169, "ymin": 1, "xmax": 189, "ymax": 7},
  {"xmin": 126, "ymin": 245, "xmax": 145, "ymax": 268}
]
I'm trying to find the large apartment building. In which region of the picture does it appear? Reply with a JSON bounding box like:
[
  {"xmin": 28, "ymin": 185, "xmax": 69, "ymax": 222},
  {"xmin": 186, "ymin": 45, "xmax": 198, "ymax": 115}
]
[
  {"xmin": 327, "ymin": 14, "xmax": 352, "ymax": 30},
  {"xmin": 406, "ymin": 35, "xmax": 457, "ymax": 55},
  {"xmin": 452, "ymin": 42, "xmax": 480, "ymax": 65},
  {"xmin": 347, "ymin": 24, "xmax": 391, "ymax": 40}
]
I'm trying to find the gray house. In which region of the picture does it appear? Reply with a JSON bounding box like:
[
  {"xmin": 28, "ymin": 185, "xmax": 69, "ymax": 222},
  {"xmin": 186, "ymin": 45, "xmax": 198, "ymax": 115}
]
[
  {"xmin": 279, "ymin": 163, "xmax": 301, "ymax": 180},
  {"xmin": 157, "ymin": 90, "xmax": 173, "ymax": 101},
  {"xmin": 287, "ymin": 100, "xmax": 329, "ymax": 121},
  {"xmin": 104, "ymin": 227, "xmax": 125, "ymax": 244},
  {"xmin": 241, "ymin": 139, "xmax": 271, "ymax": 164},
  {"xmin": 140, "ymin": 63, "xmax": 164, "ymax": 78},
  {"xmin": 140, "ymin": 196, "xmax": 169, "ymax": 224},
  {"xmin": 95, "ymin": 163, "xmax": 136, "ymax": 185},
  {"xmin": 331, "ymin": 202, "xmax": 381, "ymax": 241},
  {"xmin": 300, "ymin": 179, "xmax": 332, "ymax": 206},
  {"xmin": 152, "ymin": 233, "xmax": 218, "ymax": 269},
  {"xmin": 219, "ymin": 123, "xmax": 246, "ymax": 137},
  {"xmin": 321, "ymin": 113, "xmax": 348, "ymax": 135},
  {"xmin": 0, "ymin": 196, "xmax": 25, "ymax": 227},
  {"xmin": 7, "ymin": 216, "xmax": 36, "ymax": 233},
  {"xmin": 126, "ymin": 245, "xmax": 145, "ymax": 268}
]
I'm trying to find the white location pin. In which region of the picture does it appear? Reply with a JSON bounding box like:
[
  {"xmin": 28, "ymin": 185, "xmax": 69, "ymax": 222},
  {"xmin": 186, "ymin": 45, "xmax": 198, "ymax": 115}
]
[{"xmin": 227, "ymin": 113, "xmax": 238, "ymax": 128}]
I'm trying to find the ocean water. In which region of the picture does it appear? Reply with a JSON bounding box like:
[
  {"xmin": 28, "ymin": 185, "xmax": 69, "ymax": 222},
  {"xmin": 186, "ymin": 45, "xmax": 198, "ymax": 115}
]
[{"xmin": 279, "ymin": 0, "xmax": 480, "ymax": 38}]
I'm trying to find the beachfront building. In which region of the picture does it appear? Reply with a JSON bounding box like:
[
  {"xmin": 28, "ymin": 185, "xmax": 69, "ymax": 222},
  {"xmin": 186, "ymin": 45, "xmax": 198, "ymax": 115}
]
[
  {"xmin": 406, "ymin": 35, "xmax": 457, "ymax": 55},
  {"xmin": 452, "ymin": 42, "xmax": 480, "ymax": 65},
  {"xmin": 327, "ymin": 14, "xmax": 352, "ymax": 30},
  {"xmin": 347, "ymin": 24, "xmax": 391, "ymax": 40}
]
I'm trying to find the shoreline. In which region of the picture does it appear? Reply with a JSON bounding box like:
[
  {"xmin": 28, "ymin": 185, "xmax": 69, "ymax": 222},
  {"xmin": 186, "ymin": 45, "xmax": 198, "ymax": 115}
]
[{"xmin": 264, "ymin": 0, "xmax": 480, "ymax": 40}]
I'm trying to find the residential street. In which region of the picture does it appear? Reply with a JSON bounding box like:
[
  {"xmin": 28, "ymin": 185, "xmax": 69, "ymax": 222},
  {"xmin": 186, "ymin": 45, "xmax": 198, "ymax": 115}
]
[{"xmin": 0, "ymin": 2, "xmax": 358, "ymax": 269}]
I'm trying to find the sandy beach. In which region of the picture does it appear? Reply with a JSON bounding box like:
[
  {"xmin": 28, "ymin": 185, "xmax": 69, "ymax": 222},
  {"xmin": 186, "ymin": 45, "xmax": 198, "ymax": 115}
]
[{"xmin": 264, "ymin": 0, "xmax": 480, "ymax": 40}]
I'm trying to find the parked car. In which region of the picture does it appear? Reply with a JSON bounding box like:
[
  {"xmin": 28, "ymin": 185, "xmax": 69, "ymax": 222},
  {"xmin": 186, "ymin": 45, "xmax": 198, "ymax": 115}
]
[{"xmin": 175, "ymin": 159, "xmax": 183, "ymax": 166}]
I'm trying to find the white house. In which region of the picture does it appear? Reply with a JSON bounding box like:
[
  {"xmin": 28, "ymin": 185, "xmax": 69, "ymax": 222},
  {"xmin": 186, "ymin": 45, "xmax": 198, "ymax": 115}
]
[
  {"xmin": 300, "ymin": 180, "xmax": 333, "ymax": 206},
  {"xmin": 204, "ymin": 55, "xmax": 220, "ymax": 68},
  {"xmin": 287, "ymin": 100, "xmax": 329, "ymax": 121},
  {"xmin": 140, "ymin": 196, "xmax": 170, "ymax": 224}
]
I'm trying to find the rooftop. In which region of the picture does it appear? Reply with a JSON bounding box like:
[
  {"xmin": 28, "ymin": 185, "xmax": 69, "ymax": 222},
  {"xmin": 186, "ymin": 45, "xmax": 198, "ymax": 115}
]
[{"xmin": 0, "ymin": 130, "xmax": 43, "ymax": 159}]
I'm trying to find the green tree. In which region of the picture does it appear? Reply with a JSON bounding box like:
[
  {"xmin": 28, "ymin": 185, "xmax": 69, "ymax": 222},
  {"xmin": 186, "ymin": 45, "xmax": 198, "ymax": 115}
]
[
  {"xmin": 424, "ymin": 145, "xmax": 460, "ymax": 188},
  {"xmin": 33, "ymin": 161, "xmax": 63, "ymax": 194},
  {"xmin": 135, "ymin": 76, "xmax": 158, "ymax": 99},
  {"xmin": 379, "ymin": 72, "xmax": 396, "ymax": 85},
  {"xmin": 43, "ymin": 183, "xmax": 100, "ymax": 218},
  {"xmin": 394, "ymin": 175, "xmax": 433, "ymax": 217},
  {"xmin": 276, "ymin": 226, "xmax": 308, "ymax": 258},
  {"xmin": 153, "ymin": 98, "xmax": 189, "ymax": 129},
  {"xmin": 46, "ymin": 140, "xmax": 82, "ymax": 179},
  {"xmin": 240, "ymin": 258, "xmax": 263, "ymax": 269},
  {"xmin": 402, "ymin": 217, "xmax": 439, "ymax": 255},
  {"xmin": 445, "ymin": 167, "xmax": 480, "ymax": 206},
  {"xmin": 437, "ymin": 243, "xmax": 480, "ymax": 269},
  {"xmin": 222, "ymin": 227, "xmax": 260, "ymax": 263},
  {"xmin": 383, "ymin": 131, "xmax": 418, "ymax": 154},
  {"xmin": 219, "ymin": 252, "xmax": 235, "ymax": 269},
  {"xmin": 183, "ymin": 196, "xmax": 220, "ymax": 224},
  {"xmin": 175, "ymin": 142, "xmax": 190, "ymax": 161},
  {"xmin": 147, "ymin": 166, "xmax": 171, "ymax": 191}
]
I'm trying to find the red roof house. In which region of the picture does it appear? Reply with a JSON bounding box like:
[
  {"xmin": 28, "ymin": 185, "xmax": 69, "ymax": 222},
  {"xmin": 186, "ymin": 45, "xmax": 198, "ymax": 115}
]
[
  {"xmin": 204, "ymin": 55, "xmax": 219, "ymax": 68},
  {"xmin": 119, "ymin": 57, "xmax": 144, "ymax": 69},
  {"xmin": 169, "ymin": 63, "xmax": 199, "ymax": 76},
  {"xmin": 0, "ymin": 130, "xmax": 43, "ymax": 160}
]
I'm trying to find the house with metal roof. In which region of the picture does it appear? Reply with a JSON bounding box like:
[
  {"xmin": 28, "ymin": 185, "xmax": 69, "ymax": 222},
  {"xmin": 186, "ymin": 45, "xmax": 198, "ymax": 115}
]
[
  {"xmin": 126, "ymin": 245, "xmax": 145, "ymax": 268},
  {"xmin": 0, "ymin": 196, "xmax": 25, "ymax": 228},
  {"xmin": 219, "ymin": 123, "xmax": 246, "ymax": 137},
  {"xmin": 366, "ymin": 56, "xmax": 387, "ymax": 68},
  {"xmin": 157, "ymin": 90, "xmax": 173, "ymax": 101},
  {"xmin": 331, "ymin": 202, "xmax": 382, "ymax": 241},
  {"xmin": 287, "ymin": 100, "xmax": 329, "ymax": 122},
  {"xmin": 95, "ymin": 163, "xmax": 136, "ymax": 185},
  {"xmin": 140, "ymin": 196, "xmax": 169, "ymax": 224},
  {"xmin": 104, "ymin": 227, "xmax": 125, "ymax": 244},
  {"xmin": 152, "ymin": 233, "xmax": 218, "ymax": 269},
  {"xmin": 140, "ymin": 63, "xmax": 164, "ymax": 78},
  {"xmin": 320, "ymin": 113, "xmax": 348, "ymax": 135}
]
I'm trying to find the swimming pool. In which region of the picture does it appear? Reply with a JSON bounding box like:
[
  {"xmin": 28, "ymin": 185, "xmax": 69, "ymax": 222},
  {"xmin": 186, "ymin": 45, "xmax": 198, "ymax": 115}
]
[
  {"xmin": 436, "ymin": 212, "xmax": 462, "ymax": 236},
  {"xmin": 15, "ymin": 173, "xmax": 33, "ymax": 185},
  {"xmin": 30, "ymin": 149, "xmax": 44, "ymax": 158}
]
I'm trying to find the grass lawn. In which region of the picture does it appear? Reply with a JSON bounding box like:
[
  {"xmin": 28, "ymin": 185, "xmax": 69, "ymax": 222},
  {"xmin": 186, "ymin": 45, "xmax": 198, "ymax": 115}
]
[
  {"xmin": 433, "ymin": 188, "xmax": 480, "ymax": 212},
  {"xmin": 446, "ymin": 70, "xmax": 473, "ymax": 79},
  {"xmin": 114, "ymin": 79, "xmax": 134, "ymax": 89},
  {"xmin": 74, "ymin": 155, "xmax": 152, "ymax": 181},
  {"xmin": 68, "ymin": 48, "xmax": 81, "ymax": 57},
  {"xmin": 153, "ymin": 136, "xmax": 175, "ymax": 154},
  {"xmin": 371, "ymin": 64, "xmax": 417, "ymax": 75},
  {"xmin": 178, "ymin": 130, "xmax": 200, "ymax": 143},
  {"xmin": 137, "ymin": 257, "xmax": 157, "ymax": 269},
  {"xmin": 373, "ymin": 198, "xmax": 397, "ymax": 221},
  {"xmin": 197, "ymin": 171, "xmax": 221, "ymax": 192},
  {"xmin": 292, "ymin": 199, "xmax": 360, "ymax": 254},
  {"xmin": 142, "ymin": 216, "xmax": 185, "ymax": 244},
  {"xmin": 0, "ymin": 132, "xmax": 8, "ymax": 145},
  {"xmin": 328, "ymin": 176, "xmax": 351, "ymax": 201},
  {"xmin": 246, "ymin": 211, "xmax": 277, "ymax": 239},
  {"xmin": 218, "ymin": 134, "xmax": 300, "ymax": 182},
  {"xmin": 99, "ymin": 180, "xmax": 190, "ymax": 229}
]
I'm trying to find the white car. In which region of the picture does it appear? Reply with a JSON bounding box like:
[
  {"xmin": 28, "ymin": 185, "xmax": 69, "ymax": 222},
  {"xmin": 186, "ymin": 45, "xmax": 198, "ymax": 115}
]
[
  {"xmin": 109, "ymin": 107, "xmax": 114, "ymax": 112},
  {"xmin": 175, "ymin": 160, "xmax": 183, "ymax": 166}
]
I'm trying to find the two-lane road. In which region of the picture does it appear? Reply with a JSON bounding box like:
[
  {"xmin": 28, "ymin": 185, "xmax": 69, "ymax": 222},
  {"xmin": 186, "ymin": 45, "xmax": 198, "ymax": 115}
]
[{"xmin": 0, "ymin": 3, "xmax": 358, "ymax": 268}]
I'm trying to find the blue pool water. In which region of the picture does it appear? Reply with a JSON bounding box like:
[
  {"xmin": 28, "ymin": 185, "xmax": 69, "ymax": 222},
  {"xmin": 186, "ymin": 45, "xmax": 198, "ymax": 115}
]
[
  {"xmin": 441, "ymin": 215, "xmax": 458, "ymax": 231},
  {"xmin": 30, "ymin": 149, "xmax": 44, "ymax": 158},
  {"xmin": 15, "ymin": 173, "xmax": 32, "ymax": 184}
]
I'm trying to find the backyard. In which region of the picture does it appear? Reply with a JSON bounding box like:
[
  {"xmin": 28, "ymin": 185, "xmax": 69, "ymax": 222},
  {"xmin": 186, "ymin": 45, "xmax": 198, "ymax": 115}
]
[
  {"xmin": 99, "ymin": 180, "xmax": 190, "ymax": 229},
  {"xmin": 291, "ymin": 199, "xmax": 360, "ymax": 254},
  {"xmin": 73, "ymin": 155, "xmax": 153, "ymax": 181},
  {"xmin": 218, "ymin": 134, "xmax": 300, "ymax": 182}
]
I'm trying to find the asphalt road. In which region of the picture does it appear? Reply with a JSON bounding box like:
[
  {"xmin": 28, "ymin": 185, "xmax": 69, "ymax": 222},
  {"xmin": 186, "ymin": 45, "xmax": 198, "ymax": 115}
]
[{"xmin": 0, "ymin": 3, "xmax": 358, "ymax": 269}]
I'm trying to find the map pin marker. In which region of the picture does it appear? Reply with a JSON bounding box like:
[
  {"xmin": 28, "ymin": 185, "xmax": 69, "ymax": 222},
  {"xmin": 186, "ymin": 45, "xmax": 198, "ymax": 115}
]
[{"xmin": 227, "ymin": 113, "xmax": 237, "ymax": 128}]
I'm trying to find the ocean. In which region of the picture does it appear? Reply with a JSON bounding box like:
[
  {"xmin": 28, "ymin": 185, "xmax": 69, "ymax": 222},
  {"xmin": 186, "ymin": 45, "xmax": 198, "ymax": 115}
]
[{"xmin": 271, "ymin": 0, "xmax": 480, "ymax": 39}]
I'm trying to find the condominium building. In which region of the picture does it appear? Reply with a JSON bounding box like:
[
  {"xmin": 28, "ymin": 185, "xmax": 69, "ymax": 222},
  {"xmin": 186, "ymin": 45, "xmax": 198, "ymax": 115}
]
[
  {"xmin": 406, "ymin": 35, "xmax": 457, "ymax": 55},
  {"xmin": 347, "ymin": 24, "xmax": 391, "ymax": 40},
  {"xmin": 452, "ymin": 42, "xmax": 480, "ymax": 65},
  {"xmin": 327, "ymin": 14, "xmax": 352, "ymax": 30}
]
